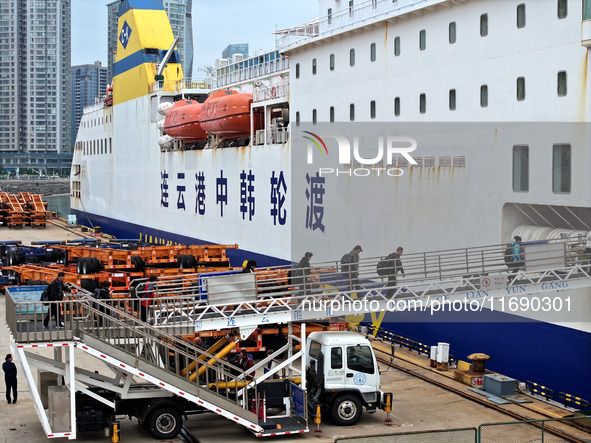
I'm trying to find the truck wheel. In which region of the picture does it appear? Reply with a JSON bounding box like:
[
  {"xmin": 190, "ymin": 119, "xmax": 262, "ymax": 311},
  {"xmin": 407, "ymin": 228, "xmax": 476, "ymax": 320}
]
[
  {"xmin": 330, "ymin": 394, "xmax": 362, "ymax": 426},
  {"xmin": 147, "ymin": 407, "xmax": 182, "ymax": 439}
]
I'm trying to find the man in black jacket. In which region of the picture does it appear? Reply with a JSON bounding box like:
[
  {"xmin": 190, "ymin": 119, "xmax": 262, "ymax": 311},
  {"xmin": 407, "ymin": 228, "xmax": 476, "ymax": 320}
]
[
  {"xmin": 43, "ymin": 272, "xmax": 71, "ymax": 328},
  {"xmin": 385, "ymin": 247, "xmax": 405, "ymax": 297},
  {"xmin": 292, "ymin": 252, "xmax": 313, "ymax": 295},
  {"xmin": 3, "ymin": 354, "xmax": 17, "ymax": 404}
]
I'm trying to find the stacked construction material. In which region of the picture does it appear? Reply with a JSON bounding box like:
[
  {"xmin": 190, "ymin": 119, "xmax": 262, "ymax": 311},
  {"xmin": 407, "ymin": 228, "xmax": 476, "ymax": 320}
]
[{"xmin": 0, "ymin": 192, "xmax": 51, "ymax": 228}]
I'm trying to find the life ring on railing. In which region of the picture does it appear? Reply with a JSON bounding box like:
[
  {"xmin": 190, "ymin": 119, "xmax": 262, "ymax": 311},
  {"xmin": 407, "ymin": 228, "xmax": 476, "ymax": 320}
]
[{"xmin": 271, "ymin": 86, "xmax": 277, "ymax": 99}]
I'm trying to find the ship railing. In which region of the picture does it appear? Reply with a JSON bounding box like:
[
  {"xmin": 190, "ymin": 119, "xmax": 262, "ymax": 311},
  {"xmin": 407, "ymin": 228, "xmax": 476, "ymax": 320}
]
[
  {"xmin": 278, "ymin": 0, "xmax": 438, "ymax": 50},
  {"xmin": 148, "ymin": 77, "xmax": 212, "ymax": 93},
  {"xmin": 136, "ymin": 238, "xmax": 591, "ymax": 329},
  {"xmin": 83, "ymin": 101, "xmax": 106, "ymax": 113},
  {"xmin": 215, "ymin": 58, "xmax": 289, "ymax": 89},
  {"xmin": 253, "ymin": 82, "xmax": 289, "ymax": 102}
]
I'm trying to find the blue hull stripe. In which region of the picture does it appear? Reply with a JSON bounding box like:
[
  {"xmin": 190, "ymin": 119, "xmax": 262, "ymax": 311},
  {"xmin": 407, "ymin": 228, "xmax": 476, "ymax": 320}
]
[
  {"xmin": 113, "ymin": 49, "xmax": 179, "ymax": 77},
  {"xmin": 70, "ymin": 209, "xmax": 290, "ymax": 268},
  {"xmin": 370, "ymin": 310, "xmax": 591, "ymax": 402},
  {"xmin": 119, "ymin": 0, "xmax": 164, "ymax": 16}
]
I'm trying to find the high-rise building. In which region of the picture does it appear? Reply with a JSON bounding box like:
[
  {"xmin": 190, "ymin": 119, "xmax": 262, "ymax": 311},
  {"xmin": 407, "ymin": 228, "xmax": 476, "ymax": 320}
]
[
  {"xmin": 106, "ymin": 0, "xmax": 193, "ymax": 83},
  {"xmin": 71, "ymin": 61, "xmax": 108, "ymax": 146},
  {"xmin": 222, "ymin": 43, "xmax": 249, "ymax": 61},
  {"xmin": 0, "ymin": 0, "xmax": 72, "ymax": 174}
]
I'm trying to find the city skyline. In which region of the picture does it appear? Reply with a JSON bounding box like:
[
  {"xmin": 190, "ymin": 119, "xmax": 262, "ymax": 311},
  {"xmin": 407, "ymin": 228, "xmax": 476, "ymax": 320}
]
[{"xmin": 72, "ymin": 0, "xmax": 317, "ymax": 77}]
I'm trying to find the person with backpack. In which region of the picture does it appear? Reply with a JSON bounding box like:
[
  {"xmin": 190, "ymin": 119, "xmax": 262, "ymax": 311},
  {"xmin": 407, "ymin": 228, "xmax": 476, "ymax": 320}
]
[
  {"xmin": 43, "ymin": 271, "xmax": 71, "ymax": 328},
  {"xmin": 382, "ymin": 247, "xmax": 405, "ymax": 297},
  {"xmin": 141, "ymin": 275, "xmax": 157, "ymax": 323},
  {"xmin": 92, "ymin": 281, "xmax": 111, "ymax": 327},
  {"xmin": 292, "ymin": 252, "xmax": 313, "ymax": 295},
  {"xmin": 230, "ymin": 348, "xmax": 254, "ymax": 380},
  {"xmin": 506, "ymin": 236, "xmax": 525, "ymax": 275},
  {"xmin": 342, "ymin": 245, "xmax": 362, "ymax": 291}
]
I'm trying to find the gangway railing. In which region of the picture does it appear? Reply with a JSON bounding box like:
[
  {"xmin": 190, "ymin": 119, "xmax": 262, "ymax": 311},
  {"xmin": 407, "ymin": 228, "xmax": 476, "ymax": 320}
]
[
  {"xmin": 141, "ymin": 239, "xmax": 591, "ymax": 331},
  {"xmin": 5, "ymin": 293, "xmax": 265, "ymax": 434}
]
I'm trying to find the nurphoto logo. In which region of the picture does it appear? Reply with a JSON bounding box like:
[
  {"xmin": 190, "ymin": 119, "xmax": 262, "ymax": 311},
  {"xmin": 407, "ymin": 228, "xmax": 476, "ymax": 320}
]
[{"xmin": 303, "ymin": 132, "xmax": 418, "ymax": 177}]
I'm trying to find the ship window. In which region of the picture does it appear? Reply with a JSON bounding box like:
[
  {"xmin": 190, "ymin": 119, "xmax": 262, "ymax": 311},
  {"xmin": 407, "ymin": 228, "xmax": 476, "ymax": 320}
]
[
  {"xmin": 419, "ymin": 93, "xmax": 426, "ymax": 114},
  {"xmin": 296, "ymin": 111, "xmax": 300, "ymax": 126},
  {"xmin": 584, "ymin": 0, "xmax": 591, "ymax": 20},
  {"xmin": 312, "ymin": 58, "xmax": 317, "ymax": 75},
  {"xmin": 394, "ymin": 36, "xmax": 401, "ymax": 56},
  {"xmin": 517, "ymin": 4, "xmax": 526, "ymax": 28},
  {"xmin": 331, "ymin": 347, "xmax": 343, "ymax": 369},
  {"xmin": 350, "ymin": 103, "xmax": 355, "ymax": 121},
  {"xmin": 330, "ymin": 106, "xmax": 335, "ymax": 123},
  {"xmin": 419, "ymin": 29, "xmax": 426, "ymax": 50},
  {"xmin": 349, "ymin": 0, "xmax": 354, "ymax": 17},
  {"xmin": 370, "ymin": 43, "xmax": 376, "ymax": 62},
  {"xmin": 480, "ymin": 85, "xmax": 488, "ymax": 107},
  {"xmin": 557, "ymin": 0, "xmax": 567, "ymax": 18},
  {"xmin": 394, "ymin": 97, "xmax": 400, "ymax": 116},
  {"xmin": 553, "ymin": 144, "xmax": 571, "ymax": 193},
  {"xmin": 312, "ymin": 109, "xmax": 317, "ymax": 124},
  {"xmin": 517, "ymin": 76, "xmax": 526, "ymax": 101},
  {"xmin": 557, "ymin": 71, "xmax": 567, "ymax": 96},
  {"xmin": 449, "ymin": 89, "xmax": 456, "ymax": 110},
  {"xmin": 328, "ymin": 7, "xmax": 332, "ymax": 25},
  {"xmin": 295, "ymin": 63, "xmax": 300, "ymax": 79},
  {"xmin": 372, "ymin": 0, "xmax": 377, "ymax": 9},
  {"xmin": 513, "ymin": 145, "xmax": 529, "ymax": 192},
  {"xmin": 370, "ymin": 100, "xmax": 376, "ymax": 119},
  {"xmin": 449, "ymin": 22, "xmax": 456, "ymax": 44},
  {"xmin": 480, "ymin": 14, "xmax": 488, "ymax": 37},
  {"xmin": 330, "ymin": 53, "xmax": 335, "ymax": 71},
  {"xmin": 350, "ymin": 48, "xmax": 355, "ymax": 66},
  {"xmin": 109, "ymin": 138, "xmax": 112, "ymax": 153}
]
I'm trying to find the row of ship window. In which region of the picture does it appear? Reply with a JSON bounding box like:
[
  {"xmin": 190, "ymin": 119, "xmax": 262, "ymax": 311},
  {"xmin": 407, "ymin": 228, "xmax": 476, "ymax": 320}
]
[
  {"xmin": 81, "ymin": 113, "xmax": 112, "ymax": 128},
  {"xmin": 299, "ymin": 0, "xmax": 572, "ymax": 78},
  {"xmin": 513, "ymin": 144, "xmax": 571, "ymax": 194},
  {"xmin": 295, "ymin": 72, "xmax": 568, "ymax": 123},
  {"xmin": 76, "ymin": 138, "xmax": 112, "ymax": 156}
]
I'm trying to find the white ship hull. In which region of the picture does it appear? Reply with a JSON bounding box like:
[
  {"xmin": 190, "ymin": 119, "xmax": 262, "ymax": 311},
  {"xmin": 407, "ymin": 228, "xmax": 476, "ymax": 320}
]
[{"xmin": 71, "ymin": 0, "xmax": 591, "ymax": 406}]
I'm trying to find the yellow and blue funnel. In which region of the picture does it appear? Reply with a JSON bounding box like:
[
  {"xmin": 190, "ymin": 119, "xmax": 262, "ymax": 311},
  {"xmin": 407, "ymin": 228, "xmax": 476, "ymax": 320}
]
[{"xmin": 113, "ymin": 0, "xmax": 184, "ymax": 105}]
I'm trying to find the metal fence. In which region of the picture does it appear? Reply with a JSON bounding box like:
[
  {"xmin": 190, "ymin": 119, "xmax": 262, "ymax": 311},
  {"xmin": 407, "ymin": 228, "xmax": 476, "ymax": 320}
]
[{"xmin": 333, "ymin": 416, "xmax": 590, "ymax": 442}]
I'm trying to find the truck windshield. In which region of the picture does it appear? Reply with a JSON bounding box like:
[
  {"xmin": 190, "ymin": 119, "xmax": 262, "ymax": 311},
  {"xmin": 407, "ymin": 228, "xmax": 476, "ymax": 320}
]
[{"xmin": 346, "ymin": 345, "xmax": 374, "ymax": 374}]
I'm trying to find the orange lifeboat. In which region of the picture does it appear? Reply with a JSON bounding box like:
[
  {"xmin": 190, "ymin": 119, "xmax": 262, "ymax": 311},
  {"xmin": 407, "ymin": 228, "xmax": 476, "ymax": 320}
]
[
  {"xmin": 200, "ymin": 90, "xmax": 254, "ymax": 139},
  {"xmin": 163, "ymin": 100, "xmax": 207, "ymax": 142},
  {"xmin": 105, "ymin": 86, "xmax": 113, "ymax": 107}
]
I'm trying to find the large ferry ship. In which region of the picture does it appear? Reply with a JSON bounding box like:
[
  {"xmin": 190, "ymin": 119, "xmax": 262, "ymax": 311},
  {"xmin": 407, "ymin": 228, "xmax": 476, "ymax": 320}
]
[{"xmin": 71, "ymin": 1, "xmax": 591, "ymax": 403}]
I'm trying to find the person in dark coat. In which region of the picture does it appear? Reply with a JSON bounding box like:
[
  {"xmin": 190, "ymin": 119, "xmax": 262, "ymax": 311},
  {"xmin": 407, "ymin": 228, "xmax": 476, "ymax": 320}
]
[
  {"xmin": 242, "ymin": 260, "xmax": 257, "ymax": 273},
  {"xmin": 43, "ymin": 272, "xmax": 71, "ymax": 328},
  {"xmin": 384, "ymin": 247, "xmax": 405, "ymax": 297},
  {"xmin": 3, "ymin": 354, "xmax": 17, "ymax": 404},
  {"xmin": 292, "ymin": 252, "xmax": 313, "ymax": 295},
  {"xmin": 94, "ymin": 281, "xmax": 111, "ymax": 327}
]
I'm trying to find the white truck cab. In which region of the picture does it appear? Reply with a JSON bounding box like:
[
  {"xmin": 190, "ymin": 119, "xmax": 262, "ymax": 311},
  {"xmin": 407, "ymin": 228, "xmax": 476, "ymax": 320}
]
[{"xmin": 306, "ymin": 331, "xmax": 392, "ymax": 425}]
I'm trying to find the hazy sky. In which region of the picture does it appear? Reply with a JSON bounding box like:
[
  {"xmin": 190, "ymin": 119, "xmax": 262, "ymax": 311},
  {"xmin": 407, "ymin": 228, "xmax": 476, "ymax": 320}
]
[{"xmin": 72, "ymin": 0, "xmax": 318, "ymax": 76}]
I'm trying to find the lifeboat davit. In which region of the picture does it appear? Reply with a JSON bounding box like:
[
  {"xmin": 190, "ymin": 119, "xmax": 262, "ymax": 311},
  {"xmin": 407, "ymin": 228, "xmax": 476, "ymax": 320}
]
[
  {"xmin": 200, "ymin": 90, "xmax": 254, "ymax": 139},
  {"xmin": 163, "ymin": 100, "xmax": 207, "ymax": 143}
]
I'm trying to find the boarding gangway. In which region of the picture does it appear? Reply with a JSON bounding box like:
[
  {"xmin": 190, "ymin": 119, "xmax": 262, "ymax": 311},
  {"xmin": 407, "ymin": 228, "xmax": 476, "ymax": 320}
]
[
  {"xmin": 146, "ymin": 238, "xmax": 591, "ymax": 334},
  {"xmin": 6, "ymin": 292, "xmax": 310, "ymax": 439}
]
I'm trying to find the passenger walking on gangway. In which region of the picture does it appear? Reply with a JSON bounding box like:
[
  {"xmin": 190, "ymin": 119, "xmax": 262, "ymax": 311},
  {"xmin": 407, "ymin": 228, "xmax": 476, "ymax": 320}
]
[
  {"xmin": 383, "ymin": 247, "xmax": 406, "ymax": 298},
  {"xmin": 342, "ymin": 245, "xmax": 363, "ymax": 291},
  {"xmin": 141, "ymin": 276, "xmax": 157, "ymax": 323},
  {"xmin": 506, "ymin": 236, "xmax": 525, "ymax": 275},
  {"xmin": 43, "ymin": 271, "xmax": 70, "ymax": 328}
]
